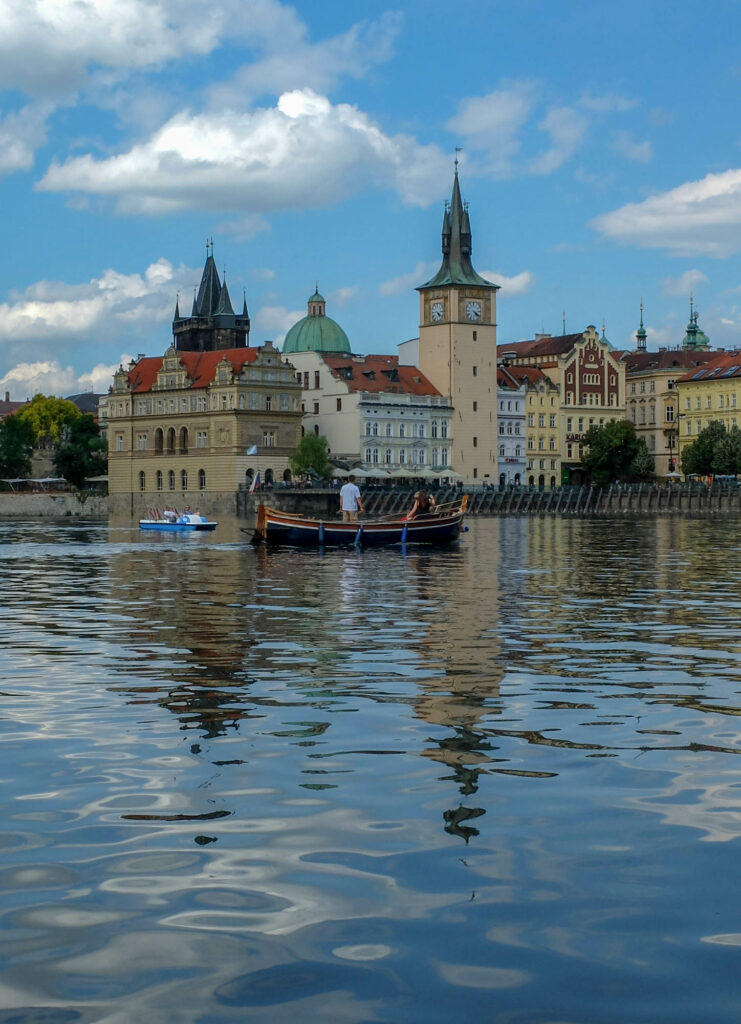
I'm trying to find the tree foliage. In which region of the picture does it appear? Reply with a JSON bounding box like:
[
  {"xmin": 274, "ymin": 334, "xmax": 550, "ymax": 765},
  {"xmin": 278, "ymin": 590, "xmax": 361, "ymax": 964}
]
[
  {"xmin": 0, "ymin": 414, "xmax": 34, "ymax": 479},
  {"xmin": 680, "ymin": 421, "xmax": 741, "ymax": 476},
  {"xmin": 53, "ymin": 414, "xmax": 107, "ymax": 488},
  {"xmin": 629, "ymin": 439, "xmax": 655, "ymax": 481},
  {"xmin": 290, "ymin": 433, "xmax": 332, "ymax": 478},
  {"xmin": 16, "ymin": 394, "xmax": 80, "ymax": 447},
  {"xmin": 581, "ymin": 420, "xmax": 643, "ymax": 486}
]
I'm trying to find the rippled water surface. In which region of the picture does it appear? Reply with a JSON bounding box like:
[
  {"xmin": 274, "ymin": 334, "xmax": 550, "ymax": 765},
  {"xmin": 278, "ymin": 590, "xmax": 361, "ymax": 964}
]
[{"xmin": 0, "ymin": 514, "xmax": 739, "ymax": 1023}]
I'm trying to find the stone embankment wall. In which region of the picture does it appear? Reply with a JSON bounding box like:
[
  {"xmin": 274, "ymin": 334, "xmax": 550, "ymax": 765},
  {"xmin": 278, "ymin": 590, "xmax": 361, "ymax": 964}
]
[{"xmin": 0, "ymin": 493, "xmax": 108, "ymax": 517}]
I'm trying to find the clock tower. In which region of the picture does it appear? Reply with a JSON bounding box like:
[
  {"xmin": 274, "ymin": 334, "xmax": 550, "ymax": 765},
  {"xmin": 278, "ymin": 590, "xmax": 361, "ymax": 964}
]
[{"xmin": 417, "ymin": 166, "xmax": 499, "ymax": 484}]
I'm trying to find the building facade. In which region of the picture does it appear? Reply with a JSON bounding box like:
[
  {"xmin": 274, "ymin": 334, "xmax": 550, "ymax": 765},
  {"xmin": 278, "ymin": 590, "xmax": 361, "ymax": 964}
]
[
  {"xmin": 498, "ymin": 326, "xmax": 626, "ymax": 485},
  {"xmin": 286, "ymin": 350, "xmax": 453, "ymax": 471},
  {"xmin": 416, "ymin": 167, "xmax": 499, "ymax": 484},
  {"xmin": 676, "ymin": 351, "xmax": 741, "ymax": 462},
  {"xmin": 496, "ymin": 366, "xmax": 526, "ymax": 485},
  {"xmin": 103, "ymin": 341, "xmax": 302, "ymax": 516}
]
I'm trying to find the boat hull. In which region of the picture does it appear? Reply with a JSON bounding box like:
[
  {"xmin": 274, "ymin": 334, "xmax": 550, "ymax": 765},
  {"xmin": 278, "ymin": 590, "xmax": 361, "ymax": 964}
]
[
  {"xmin": 139, "ymin": 520, "xmax": 217, "ymax": 532},
  {"xmin": 253, "ymin": 500, "xmax": 467, "ymax": 548}
]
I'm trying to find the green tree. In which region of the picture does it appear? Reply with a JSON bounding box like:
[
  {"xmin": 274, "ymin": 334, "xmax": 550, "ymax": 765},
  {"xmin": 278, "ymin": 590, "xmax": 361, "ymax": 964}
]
[
  {"xmin": 290, "ymin": 433, "xmax": 332, "ymax": 479},
  {"xmin": 0, "ymin": 414, "xmax": 34, "ymax": 479},
  {"xmin": 581, "ymin": 420, "xmax": 642, "ymax": 486},
  {"xmin": 709, "ymin": 426, "xmax": 741, "ymax": 475},
  {"xmin": 629, "ymin": 439, "xmax": 655, "ymax": 481},
  {"xmin": 53, "ymin": 414, "xmax": 107, "ymax": 488},
  {"xmin": 16, "ymin": 394, "xmax": 80, "ymax": 448},
  {"xmin": 680, "ymin": 420, "xmax": 729, "ymax": 476}
]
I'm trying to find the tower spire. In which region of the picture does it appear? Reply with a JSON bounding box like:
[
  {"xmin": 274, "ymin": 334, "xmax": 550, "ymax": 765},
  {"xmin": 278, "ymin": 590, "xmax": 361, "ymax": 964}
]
[{"xmin": 636, "ymin": 300, "xmax": 647, "ymax": 351}]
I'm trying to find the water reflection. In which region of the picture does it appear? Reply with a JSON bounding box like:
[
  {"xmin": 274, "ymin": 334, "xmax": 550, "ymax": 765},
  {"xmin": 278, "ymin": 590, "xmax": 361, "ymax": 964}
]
[{"xmin": 0, "ymin": 515, "xmax": 739, "ymax": 1022}]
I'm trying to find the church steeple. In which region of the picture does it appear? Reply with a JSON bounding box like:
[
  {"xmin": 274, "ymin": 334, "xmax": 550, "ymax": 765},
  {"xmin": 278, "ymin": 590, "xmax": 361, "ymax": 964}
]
[{"xmin": 419, "ymin": 164, "xmax": 497, "ymax": 291}]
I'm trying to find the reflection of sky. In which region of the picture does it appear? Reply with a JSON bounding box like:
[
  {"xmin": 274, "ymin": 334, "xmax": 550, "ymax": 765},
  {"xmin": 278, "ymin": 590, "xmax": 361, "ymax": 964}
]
[{"xmin": 0, "ymin": 516, "xmax": 740, "ymax": 1020}]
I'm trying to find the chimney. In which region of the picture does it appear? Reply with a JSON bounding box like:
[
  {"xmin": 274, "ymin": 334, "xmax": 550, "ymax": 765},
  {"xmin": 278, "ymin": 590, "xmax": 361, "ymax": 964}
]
[{"xmin": 4, "ymin": 391, "xmax": 8, "ymax": 403}]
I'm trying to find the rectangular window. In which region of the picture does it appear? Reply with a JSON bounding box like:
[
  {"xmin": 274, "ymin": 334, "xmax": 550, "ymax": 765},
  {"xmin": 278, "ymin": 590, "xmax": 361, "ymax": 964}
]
[
  {"xmin": 472, "ymin": 366, "xmax": 477, "ymax": 377},
  {"xmin": 473, "ymin": 436, "xmax": 478, "ymax": 447},
  {"xmin": 538, "ymin": 414, "xmax": 545, "ymax": 427},
  {"xmin": 313, "ymin": 402, "xmax": 319, "ymax": 414},
  {"xmin": 527, "ymin": 414, "xmax": 534, "ymax": 427},
  {"xmin": 196, "ymin": 431, "xmax": 208, "ymax": 448},
  {"xmin": 116, "ymin": 434, "xmax": 124, "ymax": 451},
  {"xmin": 137, "ymin": 434, "xmax": 147, "ymax": 450},
  {"xmin": 336, "ymin": 398, "xmax": 342, "ymax": 411},
  {"xmin": 549, "ymin": 414, "xmax": 556, "ymax": 427},
  {"xmin": 263, "ymin": 431, "xmax": 275, "ymax": 447},
  {"xmin": 314, "ymin": 371, "xmax": 320, "ymax": 389},
  {"xmin": 666, "ymin": 406, "xmax": 675, "ymax": 422},
  {"xmin": 473, "ymin": 401, "xmax": 477, "ymax": 412}
]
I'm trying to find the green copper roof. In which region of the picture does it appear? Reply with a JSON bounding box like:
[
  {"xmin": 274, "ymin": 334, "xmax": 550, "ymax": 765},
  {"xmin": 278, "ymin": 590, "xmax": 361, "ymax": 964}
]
[
  {"xmin": 283, "ymin": 315, "xmax": 350, "ymax": 354},
  {"xmin": 309, "ymin": 288, "xmax": 325, "ymax": 303},
  {"xmin": 418, "ymin": 170, "xmax": 497, "ymax": 291}
]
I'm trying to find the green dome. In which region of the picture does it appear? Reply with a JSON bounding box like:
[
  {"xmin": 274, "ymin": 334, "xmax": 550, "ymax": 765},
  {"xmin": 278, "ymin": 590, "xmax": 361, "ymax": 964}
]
[{"xmin": 282, "ymin": 288, "xmax": 351, "ymax": 354}]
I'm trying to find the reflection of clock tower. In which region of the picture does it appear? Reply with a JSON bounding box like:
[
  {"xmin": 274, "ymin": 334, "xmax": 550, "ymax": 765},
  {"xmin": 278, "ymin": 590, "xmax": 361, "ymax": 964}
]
[{"xmin": 417, "ymin": 166, "xmax": 499, "ymax": 483}]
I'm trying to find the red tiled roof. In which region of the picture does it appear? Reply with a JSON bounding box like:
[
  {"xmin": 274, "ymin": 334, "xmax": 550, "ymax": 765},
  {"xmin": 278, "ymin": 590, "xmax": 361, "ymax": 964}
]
[
  {"xmin": 497, "ymin": 333, "xmax": 584, "ymax": 359},
  {"xmin": 624, "ymin": 349, "xmax": 717, "ymax": 373},
  {"xmin": 502, "ymin": 365, "xmax": 552, "ymax": 387},
  {"xmin": 676, "ymin": 350, "xmax": 741, "ymax": 383},
  {"xmin": 0, "ymin": 399, "xmax": 26, "ymax": 419},
  {"xmin": 128, "ymin": 348, "xmax": 258, "ymax": 392},
  {"xmin": 321, "ymin": 353, "xmax": 441, "ymax": 396}
]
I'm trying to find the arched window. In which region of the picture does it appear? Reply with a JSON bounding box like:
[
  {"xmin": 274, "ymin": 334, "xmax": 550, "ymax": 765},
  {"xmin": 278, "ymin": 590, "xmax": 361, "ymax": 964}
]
[
  {"xmin": 499, "ymin": 445, "xmax": 505, "ymax": 456},
  {"xmin": 371, "ymin": 448, "xmax": 379, "ymax": 463},
  {"xmin": 385, "ymin": 422, "xmax": 392, "ymax": 437},
  {"xmin": 431, "ymin": 420, "xmax": 438, "ymax": 438},
  {"xmin": 372, "ymin": 422, "xmax": 379, "ymax": 436},
  {"xmin": 156, "ymin": 470, "xmax": 163, "ymax": 491},
  {"xmin": 365, "ymin": 422, "xmax": 372, "ymax": 436},
  {"xmin": 432, "ymin": 447, "xmax": 439, "ymax": 465},
  {"xmin": 198, "ymin": 469, "xmax": 206, "ymax": 490},
  {"xmin": 238, "ymin": 394, "xmax": 245, "ymax": 409},
  {"xmin": 154, "ymin": 428, "xmax": 164, "ymax": 454},
  {"xmin": 179, "ymin": 427, "xmax": 188, "ymax": 453},
  {"xmin": 440, "ymin": 421, "xmax": 448, "ymax": 438},
  {"xmin": 138, "ymin": 470, "xmax": 146, "ymax": 491},
  {"xmin": 265, "ymin": 469, "xmax": 274, "ymax": 486},
  {"xmin": 399, "ymin": 423, "xmax": 406, "ymax": 439},
  {"xmin": 181, "ymin": 469, "xmax": 188, "ymax": 490},
  {"xmin": 166, "ymin": 427, "xmax": 176, "ymax": 454},
  {"xmin": 384, "ymin": 448, "xmax": 392, "ymax": 463},
  {"xmin": 399, "ymin": 449, "xmax": 406, "ymax": 464},
  {"xmin": 168, "ymin": 470, "xmax": 175, "ymax": 490}
]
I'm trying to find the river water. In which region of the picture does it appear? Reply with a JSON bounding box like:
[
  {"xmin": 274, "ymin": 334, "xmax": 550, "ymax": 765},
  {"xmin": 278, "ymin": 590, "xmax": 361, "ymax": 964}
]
[{"xmin": 0, "ymin": 514, "xmax": 739, "ymax": 1023}]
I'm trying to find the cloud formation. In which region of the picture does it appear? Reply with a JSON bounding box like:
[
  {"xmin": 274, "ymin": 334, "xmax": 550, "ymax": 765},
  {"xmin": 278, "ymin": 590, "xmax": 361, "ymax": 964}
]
[
  {"xmin": 661, "ymin": 269, "xmax": 708, "ymax": 298},
  {"xmin": 38, "ymin": 89, "xmax": 449, "ymax": 213},
  {"xmin": 0, "ymin": 358, "xmax": 131, "ymax": 400},
  {"xmin": 591, "ymin": 168, "xmax": 741, "ymax": 257},
  {"xmin": 481, "ymin": 270, "xmax": 535, "ymax": 296}
]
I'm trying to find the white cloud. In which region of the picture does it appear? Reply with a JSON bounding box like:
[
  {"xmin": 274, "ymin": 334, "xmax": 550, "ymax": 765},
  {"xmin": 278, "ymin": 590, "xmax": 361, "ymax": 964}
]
[
  {"xmin": 253, "ymin": 304, "xmax": 305, "ymax": 345},
  {"xmin": 0, "ymin": 357, "xmax": 130, "ymax": 400},
  {"xmin": 578, "ymin": 91, "xmax": 639, "ymax": 113},
  {"xmin": 328, "ymin": 286, "xmax": 358, "ymax": 307},
  {"xmin": 213, "ymin": 213, "xmax": 271, "ymax": 241},
  {"xmin": 37, "ymin": 89, "xmax": 449, "ymax": 213},
  {"xmin": 209, "ymin": 11, "xmax": 402, "ymax": 106},
  {"xmin": 0, "ymin": 103, "xmax": 51, "ymax": 175},
  {"xmin": 661, "ymin": 269, "xmax": 708, "ymax": 297},
  {"xmin": 531, "ymin": 106, "xmax": 588, "ymax": 174},
  {"xmin": 612, "ymin": 130, "xmax": 653, "ymax": 163},
  {"xmin": 591, "ymin": 168, "xmax": 741, "ymax": 256},
  {"xmin": 253, "ymin": 268, "xmax": 276, "ymax": 282},
  {"xmin": 447, "ymin": 80, "xmax": 539, "ymax": 176},
  {"xmin": 480, "ymin": 270, "xmax": 535, "ymax": 296},
  {"xmin": 0, "ymin": 259, "xmax": 183, "ymax": 342},
  {"xmin": 378, "ymin": 261, "xmax": 437, "ymax": 297}
]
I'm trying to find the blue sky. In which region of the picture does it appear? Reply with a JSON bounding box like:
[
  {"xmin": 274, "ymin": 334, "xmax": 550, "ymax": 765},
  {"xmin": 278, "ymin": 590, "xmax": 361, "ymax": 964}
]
[{"xmin": 0, "ymin": 0, "xmax": 740, "ymax": 399}]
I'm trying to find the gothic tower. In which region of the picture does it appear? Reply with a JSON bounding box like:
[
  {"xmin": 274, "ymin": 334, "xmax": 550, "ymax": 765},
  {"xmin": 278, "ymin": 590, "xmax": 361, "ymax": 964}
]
[
  {"xmin": 416, "ymin": 165, "xmax": 499, "ymax": 483},
  {"xmin": 173, "ymin": 243, "xmax": 250, "ymax": 352}
]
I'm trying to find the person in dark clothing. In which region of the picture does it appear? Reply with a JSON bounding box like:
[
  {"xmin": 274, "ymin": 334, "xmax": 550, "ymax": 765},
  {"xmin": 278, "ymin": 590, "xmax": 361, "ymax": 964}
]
[{"xmin": 406, "ymin": 489, "xmax": 436, "ymax": 520}]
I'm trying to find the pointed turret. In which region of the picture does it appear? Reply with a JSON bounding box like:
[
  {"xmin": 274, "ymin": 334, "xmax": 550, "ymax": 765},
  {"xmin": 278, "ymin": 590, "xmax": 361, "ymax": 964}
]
[
  {"xmin": 174, "ymin": 293, "xmax": 181, "ymax": 321},
  {"xmin": 242, "ymin": 290, "xmax": 249, "ymax": 318},
  {"xmin": 636, "ymin": 302, "xmax": 647, "ymax": 351},
  {"xmin": 419, "ymin": 166, "xmax": 497, "ymax": 290},
  {"xmin": 173, "ymin": 245, "xmax": 250, "ymax": 352}
]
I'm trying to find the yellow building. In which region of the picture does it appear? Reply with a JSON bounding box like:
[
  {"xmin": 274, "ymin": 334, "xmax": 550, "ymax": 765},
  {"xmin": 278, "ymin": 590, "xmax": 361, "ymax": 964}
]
[
  {"xmin": 676, "ymin": 350, "xmax": 741, "ymax": 461},
  {"xmin": 101, "ymin": 249, "xmax": 302, "ymax": 516},
  {"xmin": 103, "ymin": 341, "xmax": 302, "ymax": 517},
  {"xmin": 498, "ymin": 326, "xmax": 625, "ymax": 485},
  {"xmin": 502, "ymin": 364, "xmax": 560, "ymax": 487},
  {"xmin": 415, "ymin": 166, "xmax": 499, "ymax": 485}
]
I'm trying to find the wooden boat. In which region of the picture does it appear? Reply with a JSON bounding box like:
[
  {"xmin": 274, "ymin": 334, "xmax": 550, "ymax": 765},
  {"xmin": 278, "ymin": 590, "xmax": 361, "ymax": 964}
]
[
  {"xmin": 250, "ymin": 496, "xmax": 468, "ymax": 548},
  {"xmin": 139, "ymin": 509, "xmax": 217, "ymax": 532}
]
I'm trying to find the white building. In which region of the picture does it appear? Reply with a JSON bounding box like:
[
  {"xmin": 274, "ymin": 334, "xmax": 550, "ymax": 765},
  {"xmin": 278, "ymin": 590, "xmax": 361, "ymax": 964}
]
[
  {"xmin": 284, "ymin": 350, "xmax": 454, "ymax": 471},
  {"xmin": 497, "ymin": 365, "xmax": 527, "ymax": 485}
]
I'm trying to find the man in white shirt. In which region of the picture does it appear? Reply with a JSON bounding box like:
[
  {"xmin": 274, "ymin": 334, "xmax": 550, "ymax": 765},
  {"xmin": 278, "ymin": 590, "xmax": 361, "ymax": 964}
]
[{"xmin": 339, "ymin": 475, "xmax": 364, "ymax": 522}]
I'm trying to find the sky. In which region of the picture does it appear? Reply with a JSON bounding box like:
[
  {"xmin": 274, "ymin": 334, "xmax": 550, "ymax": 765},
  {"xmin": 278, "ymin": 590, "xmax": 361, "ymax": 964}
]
[{"xmin": 1, "ymin": 0, "xmax": 740, "ymax": 399}]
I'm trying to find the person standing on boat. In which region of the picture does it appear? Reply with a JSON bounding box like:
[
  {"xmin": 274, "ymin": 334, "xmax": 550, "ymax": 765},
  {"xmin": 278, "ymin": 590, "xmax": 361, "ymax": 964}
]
[
  {"xmin": 406, "ymin": 489, "xmax": 436, "ymax": 520},
  {"xmin": 339, "ymin": 475, "xmax": 364, "ymax": 522}
]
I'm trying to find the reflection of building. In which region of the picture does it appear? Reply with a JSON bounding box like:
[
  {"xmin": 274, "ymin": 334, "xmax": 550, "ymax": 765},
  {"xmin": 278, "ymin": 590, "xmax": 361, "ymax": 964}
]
[
  {"xmin": 287, "ymin": 349, "xmax": 453, "ymax": 469},
  {"xmin": 415, "ymin": 166, "xmax": 499, "ymax": 485},
  {"xmin": 623, "ymin": 306, "xmax": 715, "ymax": 474},
  {"xmin": 102, "ymin": 250, "xmax": 302, "ymax": 515},
  {"xmin": 498, "ymin": 325, "xmax": 626, "ymax": 485}
]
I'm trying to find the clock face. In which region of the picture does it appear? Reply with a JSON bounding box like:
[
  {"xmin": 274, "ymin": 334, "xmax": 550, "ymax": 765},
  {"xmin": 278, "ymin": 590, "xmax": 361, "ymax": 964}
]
[
  {"xmin": 466, "ymin": 300, "xmax": 482, "ymax": 322},
  {"xmin": 431, "ymin": 301, "xmax": 444, "ymax": 322}
]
